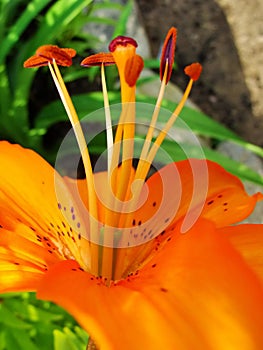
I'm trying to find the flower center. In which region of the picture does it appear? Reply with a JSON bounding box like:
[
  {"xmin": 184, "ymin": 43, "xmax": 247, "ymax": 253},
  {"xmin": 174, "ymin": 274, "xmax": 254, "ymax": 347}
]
[{"xmin": 24, "ymin": 28, "xmax": 202, "ymax": 283}]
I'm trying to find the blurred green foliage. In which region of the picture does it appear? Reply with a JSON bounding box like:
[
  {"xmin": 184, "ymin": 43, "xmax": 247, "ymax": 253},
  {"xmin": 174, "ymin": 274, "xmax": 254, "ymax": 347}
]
[
  {"xmin": 35, "ymin": 91, "xmax": 263, "ymax": 186},
  {"xmin": 0, "ymin": 293, "xmax": 88, "ymax": 350},
  {"xmin": 0, "ymin": 0, "xmax": 132, "ymax": 150}
]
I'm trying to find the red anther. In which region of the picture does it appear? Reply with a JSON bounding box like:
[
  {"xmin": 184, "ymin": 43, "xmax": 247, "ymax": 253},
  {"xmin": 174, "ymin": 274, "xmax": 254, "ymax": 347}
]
[
  {"xmin": 160, "ymin": 27, "xmax": 177, "ymax": 84},
  {"xmin": 184, "ymin": 63, "xmax": 202, "ymax": 81}
]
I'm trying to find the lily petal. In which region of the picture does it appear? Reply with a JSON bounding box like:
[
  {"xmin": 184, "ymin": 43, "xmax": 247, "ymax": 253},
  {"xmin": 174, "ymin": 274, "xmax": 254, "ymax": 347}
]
[
  {"xmin": 137, "ymin": 159, "xmax": 262, "ymax": 232},
  {"xmin": 219, "ymin": 224, "xmax": 263, "ymax": 282},
  {"xmin": 0, "ymin": 229, "xmax": 52, "ymax": 292},
  {"xmin": 0, "ymin": 142, "xmax": 90, "ymax": 281},
  {"xmin": 38, "ymin": 219, "xmax": 263, "ymax": 350}
]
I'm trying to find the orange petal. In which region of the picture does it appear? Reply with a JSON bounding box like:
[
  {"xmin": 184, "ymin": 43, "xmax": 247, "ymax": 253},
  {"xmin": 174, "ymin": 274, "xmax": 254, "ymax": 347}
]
[
  {"xmin": 64, "ymin": 168, "xmax": 136, "ymax": 227},
  {"xmin": 0, "ymin": 263, "xmax": 44, "ymax": 293},
  {"xmin": 0, "ymin": 142, "xmax": 90, "ymax": 279},
  {"xmin": 133, "ymin": 159, "xmax": 262, "ymax": 234},
  {"xmin": 38, "ymin": 219, "xmax": 263, "ymax": 349},
  {"xmin": 0, "ymin": 229, "xmax": 52, "ymax": 292},
  {"xmin": 65, "ymin": 160, "xmax": 261, "ymax": 245},
  {"xmin": 219, "ymin": 224, "xmax": 263, "ymax": 282}
]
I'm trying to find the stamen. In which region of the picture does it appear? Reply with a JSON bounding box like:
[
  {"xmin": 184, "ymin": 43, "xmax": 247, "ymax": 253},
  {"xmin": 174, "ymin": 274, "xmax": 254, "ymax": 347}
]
[
  {"xmin": 24, "ymin": 45, "xmax": 76, "ymax": 68},
  {"xmin": 184, "ymin": 62, "xmax": 202, "ymax": 81},
  {"xmin": 135, "ymin": 60, "xmax": 169, "ymax": 183},
  {"xmin": 100, "ymin": 64, "xmax": 115, "ymax": 281},
  {"xmin": 121, "ymin": 62, "xmax": 202, "ymax": 232},
  {"xmin": 142, "ymin": 62, "xmax": 203, "ymax": 179},
  {"xmin": 101, "ymin": 63, "xmax": 113, "ymax": 172},
  {"xmin": 160, "ymin": 27, "xmax": 177, "ymax": 84},
  {"xmin": 81, "ymin": 52, "xmax": 115, "ymax": 67},
  {"xmin": 47, "ymin": 60, "xmax": 99, "ymax": 275},
  {"xmin": 37, "ymin": 45, "xmax": 76, "ymax": 66},
  {"xmin": 24, "ymin": 28, "xmax": 202, "ymax": 282},
  {"xmin": 117, "ymin": 62, "xmax": 169, "ymax": 237},
  {"xmin": 81, "ymin": 56, "xmax": 115, "ymax": 275}
]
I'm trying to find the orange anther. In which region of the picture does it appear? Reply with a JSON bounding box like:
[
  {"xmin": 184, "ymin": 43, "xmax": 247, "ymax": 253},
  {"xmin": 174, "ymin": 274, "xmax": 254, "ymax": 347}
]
[
  {"xmin": 81, "ymin": 53, "xmax": 115, "ymax": 67},
  {"xmin": 184, "ymin": 63, "xmax": 202, "ymax": 81}
]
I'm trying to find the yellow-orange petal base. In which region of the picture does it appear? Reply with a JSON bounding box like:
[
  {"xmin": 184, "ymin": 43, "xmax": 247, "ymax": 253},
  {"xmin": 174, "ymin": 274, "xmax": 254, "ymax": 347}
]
[{"xmin": 38, "ymin": 219, "xmax": 263, "ymax": 350}]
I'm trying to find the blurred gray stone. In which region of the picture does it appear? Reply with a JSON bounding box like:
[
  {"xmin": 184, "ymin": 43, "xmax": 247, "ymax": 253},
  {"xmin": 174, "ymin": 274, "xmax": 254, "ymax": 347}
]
[{"xmin": 84, "ymin": 0, "xmax": 151, "ymax": 57}]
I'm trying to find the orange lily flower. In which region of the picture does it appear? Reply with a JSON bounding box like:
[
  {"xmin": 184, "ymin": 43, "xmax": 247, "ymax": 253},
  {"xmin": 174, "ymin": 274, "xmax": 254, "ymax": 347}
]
[{"xmin": 1, "ymin": 27, "xmax": 263, "ymax": 349}]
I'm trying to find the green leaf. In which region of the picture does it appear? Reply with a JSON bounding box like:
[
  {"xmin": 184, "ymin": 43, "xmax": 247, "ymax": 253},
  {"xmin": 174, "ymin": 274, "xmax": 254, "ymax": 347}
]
[
  {"xmin": 136, "ymin": 94, "xmax": 263, "ymax": 158},
  {"xmin": 34, "ymin": 90, "xmax": 263, "ymax": 185},
  {"xmin": 1, "ymin": 0, "xmax": 94, "ymax": 145},
  {"xmin": 0, "ymin": 292, "xmax": 88, "ymax": 350},
  {"xmin": 54, "ymin": 328, "xmax": 87, "ymax": 350},
  {"xmin": 0, "ymin": 303, "xmax": 30, "ymax": 329},
  {"xmin": 0, "ymin": 0, "xmax": 51, "ymax": 63},
  {"xmin": 4, "ymin": 329, "xmax": 39, "ymax": 350},
  {"xmin": 34, "ymin": 92, "xmax": 117, "ymax": 130},
  {"xmin": 28, "ymin": 0, "xmax": 93, "ymax": 51},
  {"xmin": 112, "ymin": 0, "xmax": 133, "ymax": 37}
]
